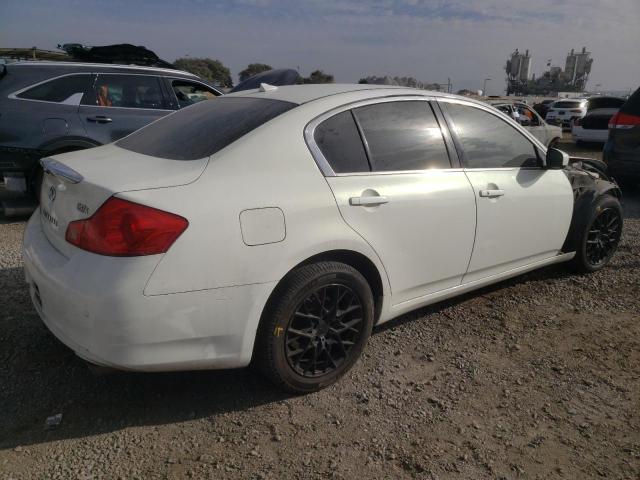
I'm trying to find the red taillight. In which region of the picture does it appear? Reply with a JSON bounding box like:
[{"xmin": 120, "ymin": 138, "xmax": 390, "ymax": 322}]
[
  {"xmin": 65, "ymin": 197, "xmax": 188, "ymax": 256},
  {"xmin": 609, "ymin": 111, "xmax": 640, "ymax": 129}
]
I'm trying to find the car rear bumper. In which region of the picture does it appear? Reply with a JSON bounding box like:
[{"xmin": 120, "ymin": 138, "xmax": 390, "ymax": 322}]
[
  {"xmin": 22, "ymin": 211, "xmax": 275, "ymax": 371},
  {"xmin": 571, "ymin": 127, "xmax": 609, "ymax": 143}
]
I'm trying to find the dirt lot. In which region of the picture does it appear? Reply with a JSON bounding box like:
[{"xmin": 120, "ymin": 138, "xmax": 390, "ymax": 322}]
[{"xmin": 1, "ymin": 136, "xmax": 639, "ymax": 479}]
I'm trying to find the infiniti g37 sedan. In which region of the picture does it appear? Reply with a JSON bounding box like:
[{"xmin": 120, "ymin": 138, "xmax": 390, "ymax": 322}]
[{"xmin": 23, "ymin": 85, "xmax": 623, "ymax": 393}]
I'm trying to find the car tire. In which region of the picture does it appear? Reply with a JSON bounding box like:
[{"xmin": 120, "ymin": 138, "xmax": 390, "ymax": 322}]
[
  {"xmin": 570, "ymin": 194, "xmax": 623, "ymax": 273},
  {"xmin": 254, "ymin": 261, "xmax": 374, "ymax": 394}
]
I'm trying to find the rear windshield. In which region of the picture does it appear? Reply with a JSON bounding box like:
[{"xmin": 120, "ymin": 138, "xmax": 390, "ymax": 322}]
[
  {"xmin": 553, "ymin": 101, "xmax": 582, "ymax": 108},
  {"xmin": 587, "ymin": 97, "xmax": 625, "ymax": 110},
  {"xmin": 117, "ymin": 97, "xmax": 297, "ymax": 160},
  {"xmin": 621, "ymin": 87, "xmax": 640, "ymax": 115}
]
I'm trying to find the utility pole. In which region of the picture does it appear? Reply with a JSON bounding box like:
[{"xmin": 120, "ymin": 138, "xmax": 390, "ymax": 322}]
[{"xmin": 483, "ymin": 78, "xmax": 491, "ymax": 96}]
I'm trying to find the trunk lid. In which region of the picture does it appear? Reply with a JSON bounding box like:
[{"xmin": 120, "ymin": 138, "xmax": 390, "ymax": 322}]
[{"xmin": 38, "ymin": 143, "xmax": 207, "ymax": 257}]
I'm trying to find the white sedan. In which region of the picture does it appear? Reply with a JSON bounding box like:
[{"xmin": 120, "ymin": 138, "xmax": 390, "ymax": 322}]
[{"xmin": 23, "ymin": 85, "xmax": 623, "ymax": 393}]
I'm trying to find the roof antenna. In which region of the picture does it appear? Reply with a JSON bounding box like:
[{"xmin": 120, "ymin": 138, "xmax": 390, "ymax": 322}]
[{"xmin": 259, "ymin": 83, "xmax": 278, "ymax": 92}]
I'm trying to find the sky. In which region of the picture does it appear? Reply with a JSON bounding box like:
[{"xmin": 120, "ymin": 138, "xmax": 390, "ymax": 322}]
[{"xmin": 1, "ymin": 0, "xmax": 639, "ymax": 94}]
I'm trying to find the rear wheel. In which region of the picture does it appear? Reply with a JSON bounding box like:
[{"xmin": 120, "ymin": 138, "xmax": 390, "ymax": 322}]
[
  {"xmin": 570, "ymin": 195, "xmax": 623, "ymax": 273},
  {"xmin": 254, "ymin": 262, "xmax": 374, "ymax": 393}
]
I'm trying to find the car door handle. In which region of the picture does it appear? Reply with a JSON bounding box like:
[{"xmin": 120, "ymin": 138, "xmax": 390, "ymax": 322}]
[
  {"xmin": 479, "ymin": 189, "xmax": 505, "ymax": 198},
  {"xmin": 349, "ymin": 196, "xmax": 389, "ymax": 206},
  {"xmin": 87, "ymin": 115, "xmax": 112, "ymax": 123}
]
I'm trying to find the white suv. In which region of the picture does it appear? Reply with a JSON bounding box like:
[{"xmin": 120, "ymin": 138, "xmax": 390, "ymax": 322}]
[{"xmin": 545, "ymin": 99, "xmax": 588, "ymax": 130}]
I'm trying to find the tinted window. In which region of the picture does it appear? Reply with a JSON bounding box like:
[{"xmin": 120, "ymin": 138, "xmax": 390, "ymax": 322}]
[
  {"xmin": 172, "ymin": 80, "xmax": 219, "ymax": 108},
  {"xmin": 117, "ymin": 97, "xmax": 296, "ymax": 160},
  {"xmin": 446, "ymin": 103, "xmax": 539, "ymax": 168},
  {"xmin": 314, "ymin": 111, "xmax": 370, "ymax": 173},
  {"xmin": 83, "ymin": 74, "xmax": 164, "ymax": 109},
  {"xmin": 553, "ymin": 101, "xmax": 582, "ymax": 108},
  {"xmin": 587, "ymin": 97, "xmax": 625, "ymax": 110},
  {"xmin": 17, "ymin": 74, "xmax": 91, "ymax": 102},
  {"xmin": 353, "ymin": 101, "xmax": 450, "ymax": 171}
]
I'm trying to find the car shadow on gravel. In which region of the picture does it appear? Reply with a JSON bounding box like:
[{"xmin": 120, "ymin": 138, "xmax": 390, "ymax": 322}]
[
  {"xmin": 0, "ymin": 259, "xmax": 578, "ymax": 450},
  {"xmin": 374, "ymin": 262, "xmax": 576, "ymax": 335},
  {"xmin": 2, "ymin": 205, "xmax": 639, "ymax": 450},
  {"xmin": 0, "ymin": 266, "xmax": 294, "ymax": 450}
]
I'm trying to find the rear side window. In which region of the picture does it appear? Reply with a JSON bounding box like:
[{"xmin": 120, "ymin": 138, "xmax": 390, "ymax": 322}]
[
  {"xmin": 117, "ymin": 97, "xmax": 296, "ymax": 160},
  {"xmin": 314, "ymin": 111, "xmax": 370, "ymax": 173},
  {"xmin": 553, "ymin": 101, "xmax": 582, "ymax": 109},
  {"xmin": 171, "ymin": 80, "xmax": 219, "ymax": 108},
  {"xmin": 587, "ymin": 97, "xmax": 625, "ymax": 110},
  {"xmin": 82, "ymin": 74, "xmax": 165, "ymax": 109},
  {"xmin": 621, "ymin": 87, "xmax": 640, "ymax": 115},
  {"xmin": 16, "ymin": 74, "xmax": 91, "ymax": 102},
  {"xmin": 445, "ymin": 103, "xmax": 539, "ymax": 169},
  {"xmin": 353, "ymin": 101, "xmax": 451, "ymax": 171}
]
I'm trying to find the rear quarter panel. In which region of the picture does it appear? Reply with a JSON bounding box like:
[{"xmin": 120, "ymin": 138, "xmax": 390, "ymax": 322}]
[{"xmin": 120, "ymin": 97, "xmax": 391, "ymax": 299}]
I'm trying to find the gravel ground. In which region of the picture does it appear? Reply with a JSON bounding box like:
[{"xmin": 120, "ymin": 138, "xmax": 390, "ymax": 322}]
[{"xmin": 1, "ymin": 137, "xmax": 639, "ymax": 479}]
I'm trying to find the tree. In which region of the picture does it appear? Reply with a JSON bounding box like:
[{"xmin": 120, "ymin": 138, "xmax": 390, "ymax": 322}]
[
  {"xmin": 173, "ymin": 57, "xmax": 233, "ymax": 87},
  {"xmin": 239, "ymin": 63, "xmax": 273, "ymax": 82},
  {"xmin": 301, "ymin": 70, "xmax": 334, "ymax": 84}
]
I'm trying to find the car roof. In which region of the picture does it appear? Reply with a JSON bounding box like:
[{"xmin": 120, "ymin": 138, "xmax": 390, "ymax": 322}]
[
  {"xmin": 8, "ymin": 61, "xmax": 198, "ymax": 78},
  {"xmin": 227, "ymin": 83, "xmax": 473, "ymax": 106}
]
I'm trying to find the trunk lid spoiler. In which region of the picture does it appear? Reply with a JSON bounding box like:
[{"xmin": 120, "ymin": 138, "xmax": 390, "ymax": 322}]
[{"xmin": 41, "ymin": 158, "xmax": 84, "ymax": 184}]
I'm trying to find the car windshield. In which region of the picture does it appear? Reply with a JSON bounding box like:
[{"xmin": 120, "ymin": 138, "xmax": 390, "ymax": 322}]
[{"xmin": 117, "ymin": 97, "xmax": 297, "ymax": 160}]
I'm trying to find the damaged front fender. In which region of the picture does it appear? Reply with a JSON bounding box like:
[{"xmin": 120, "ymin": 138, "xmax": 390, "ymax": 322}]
[{"xmin": 562, "ymin": 157, "xmax": 623, "ymax": 253}]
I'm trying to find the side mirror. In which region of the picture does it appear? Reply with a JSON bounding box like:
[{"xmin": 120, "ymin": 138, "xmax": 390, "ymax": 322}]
[{"xmin": 546, "ymin": 148, "xmax": 569, "ymax": 169}]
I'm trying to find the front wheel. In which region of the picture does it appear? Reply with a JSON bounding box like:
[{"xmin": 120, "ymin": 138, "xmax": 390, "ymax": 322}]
[
  {"xmin": 254, "ymin": 262, "xmax": 374, "ymax": 393},
  {"xmin": 570, "ymin": 194, "xmax": 623, "ymax": 273}
]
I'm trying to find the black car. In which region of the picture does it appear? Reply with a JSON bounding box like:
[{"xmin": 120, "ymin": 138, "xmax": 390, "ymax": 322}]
[
  {"xmin": 533, "ymin": 99, "xmax": 555, "ymax": 118},
  {"xmin": 0, "ymin": 61, "xmax": 222, "ymax": 198},
  {"xmin": 604, "ymin": 87, "xmax": 640, "ymax": 185}
]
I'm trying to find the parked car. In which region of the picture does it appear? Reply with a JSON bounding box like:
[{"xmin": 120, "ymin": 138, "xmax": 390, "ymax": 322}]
[
  {"xmin": 0, "ymin": 61, "xmax": 222, "ymax": 198},
  {"xmin": 603, "ymin": 86, "xmax": 640, "ymax": 184},
  {"xmin": 23, "ymin": 85, "xmax": 623, "ymax": 393},
  {"xmin": 533, "ymin": 99, "xmax": 555, "ymax": 118},
  {"xmin": 572, "ymin": 96, "xmax": 626, "ymax": 144},
  {"xmin": 488, "ymin": 101, "xmax": 562, "ymax": 147},
  {"xmin": 545, "ymin": 99, "xmax": 588, "ymax": 130}
]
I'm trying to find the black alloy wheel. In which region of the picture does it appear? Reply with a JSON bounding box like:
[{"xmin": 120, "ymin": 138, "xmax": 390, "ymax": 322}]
[
  {"xmin": 254, "ymin": 261, "xmax": 374, "ymax": 393},
  {"xmin": 570, "ymin": 194, "xmax": 623, "ymax": 273},
  {"xmin": 285, "ymin": 284, "xmax": 363, "ymax": 378},
  {"xmin": 585, "ymin": 206, "xmax": 622, "ymax": 268}
]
